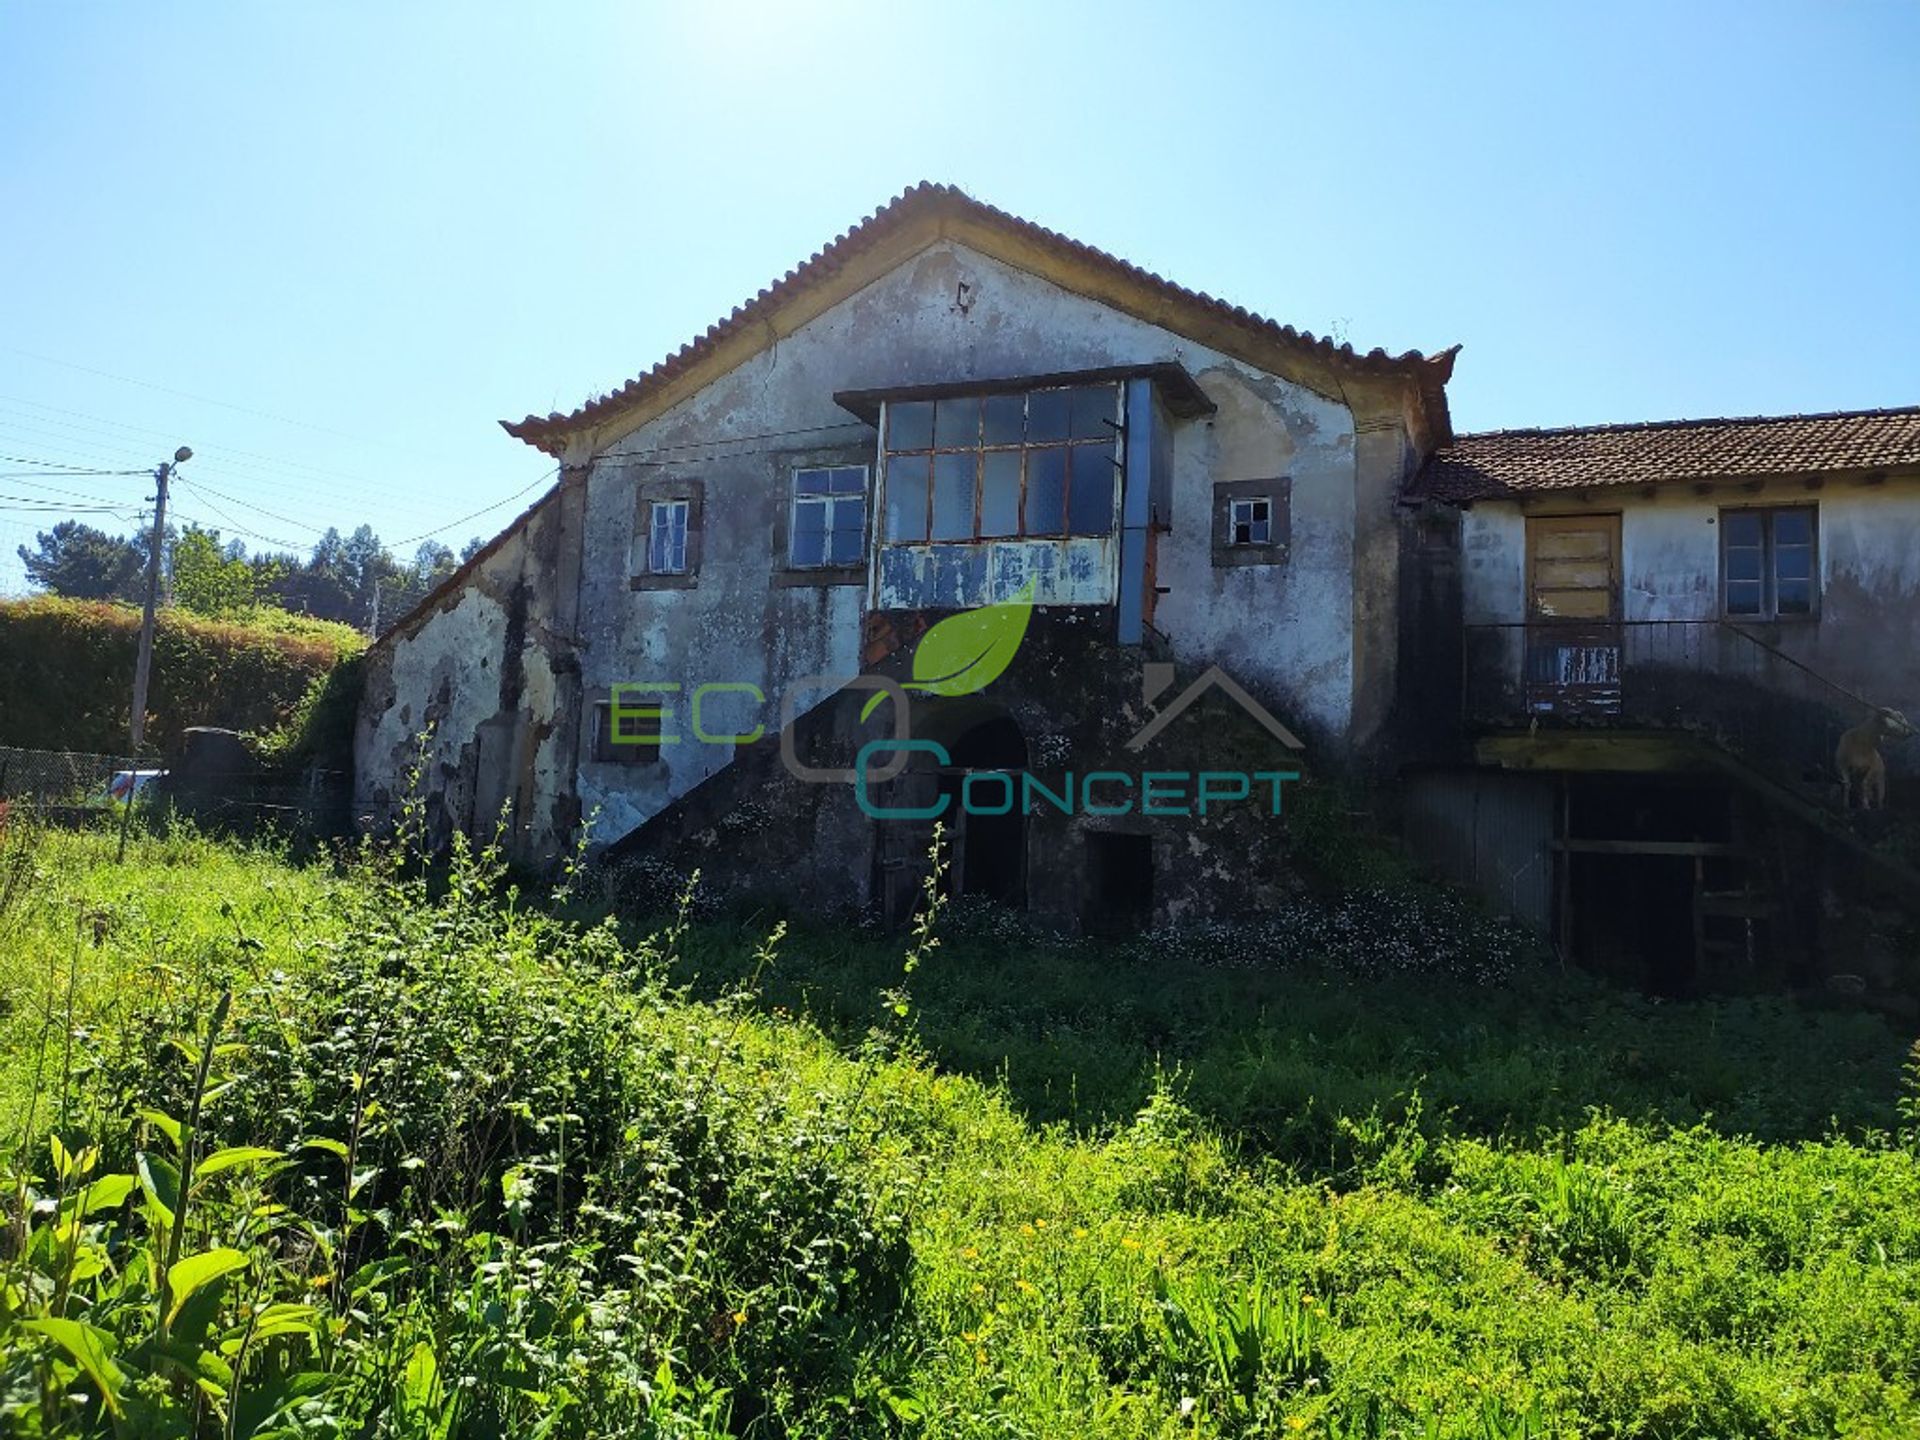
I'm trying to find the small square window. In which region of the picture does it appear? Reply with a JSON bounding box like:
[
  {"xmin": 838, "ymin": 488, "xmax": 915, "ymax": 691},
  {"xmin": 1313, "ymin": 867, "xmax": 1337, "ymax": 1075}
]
[
  {"xmin": 593, "ymin": 695, "xmax": 664, "ymax": 764},
  {"xmin": 649, "ymin": 499, "xmax": 690, "ymax": 574},
  {"xmin": 1230, "ymin": 497, "xmax": 1271, "ymax": 546},
  {"xmin": 1212, "ymin": 478, "xmax": 1290, "ymax": 566}
]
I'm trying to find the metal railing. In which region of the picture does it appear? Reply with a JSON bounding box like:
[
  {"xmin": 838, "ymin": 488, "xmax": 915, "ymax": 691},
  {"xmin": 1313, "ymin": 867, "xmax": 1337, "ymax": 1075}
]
[{"xmin": 1463, "ymin": 619, "xmax": 1869, "ymax": 795}]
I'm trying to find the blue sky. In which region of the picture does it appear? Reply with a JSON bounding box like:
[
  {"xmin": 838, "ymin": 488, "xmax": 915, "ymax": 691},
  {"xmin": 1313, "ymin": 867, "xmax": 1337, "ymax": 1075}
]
[{"xmin": 2, "ymin": 1, "xmax": 1916, "ymax": 594}]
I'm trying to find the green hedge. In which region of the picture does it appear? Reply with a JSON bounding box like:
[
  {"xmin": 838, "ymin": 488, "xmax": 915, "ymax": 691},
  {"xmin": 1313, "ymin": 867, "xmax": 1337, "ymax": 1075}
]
[{"xmin": 0, "ymin": 596, "xmax": 365, "ymax": 755}]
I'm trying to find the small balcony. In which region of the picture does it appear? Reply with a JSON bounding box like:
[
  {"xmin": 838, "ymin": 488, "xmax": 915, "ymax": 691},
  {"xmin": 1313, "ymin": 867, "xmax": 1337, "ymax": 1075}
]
[{"xmin": 1463, "ymin": 619, "xmax": 1859, "ymax": 792}]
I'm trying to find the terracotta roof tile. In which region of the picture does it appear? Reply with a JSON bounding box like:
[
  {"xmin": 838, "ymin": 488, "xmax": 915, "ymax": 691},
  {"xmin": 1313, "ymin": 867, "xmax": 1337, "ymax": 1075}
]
[
  {"xmin": 503, "ymin": 182, "xmax": 1454, "ymax": 451},
  {"xmin": 1411, "ymin": 406, "xmax": 1920, "ymax": 503}
]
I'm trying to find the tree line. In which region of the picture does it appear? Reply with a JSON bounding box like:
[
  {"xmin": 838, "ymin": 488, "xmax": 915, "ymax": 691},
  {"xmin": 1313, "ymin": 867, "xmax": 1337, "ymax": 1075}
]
[{"xmin": 15, "ymin": 519, "xmax": 486, "ymax": 634}]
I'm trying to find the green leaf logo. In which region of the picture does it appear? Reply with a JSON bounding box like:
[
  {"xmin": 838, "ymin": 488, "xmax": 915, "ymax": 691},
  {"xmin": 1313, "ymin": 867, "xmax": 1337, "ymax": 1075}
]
[{"xmin": 861, "ymin": 580, "xmax": 1036, "ymax": 722}]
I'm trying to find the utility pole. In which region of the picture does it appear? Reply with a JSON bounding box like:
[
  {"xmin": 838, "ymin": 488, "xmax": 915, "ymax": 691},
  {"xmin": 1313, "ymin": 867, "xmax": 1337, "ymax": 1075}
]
[{"xmin": 129, "ymin": 446, "xmax": 192, "ymax": 751}]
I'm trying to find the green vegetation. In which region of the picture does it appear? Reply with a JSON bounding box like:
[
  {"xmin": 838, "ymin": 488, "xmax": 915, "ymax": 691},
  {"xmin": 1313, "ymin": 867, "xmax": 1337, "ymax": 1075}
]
[
  {"xmin": 4, "ymin": 816, "xmax": 1919, "ymax": 1437},
  {"xmin": 0, "ymin": 596, "xmax": 363, "ymax": 753}
]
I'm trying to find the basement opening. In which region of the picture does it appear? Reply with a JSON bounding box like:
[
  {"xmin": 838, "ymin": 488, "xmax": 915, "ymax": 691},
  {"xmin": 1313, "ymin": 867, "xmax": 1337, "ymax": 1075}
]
[
  {"xmin": 1084, "ymin": 831, "xmax": 1154, "ymax": 936},
  {"xmin": 937, "ymin": 713, "xmax": 1028, "ymax": 908}
]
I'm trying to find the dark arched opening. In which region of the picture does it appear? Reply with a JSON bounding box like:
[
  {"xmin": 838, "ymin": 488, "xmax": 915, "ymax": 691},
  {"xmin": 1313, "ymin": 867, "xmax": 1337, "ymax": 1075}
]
[{"xmin": 937, "ymin": 712, "xmax": 1028, "ymax": 909}]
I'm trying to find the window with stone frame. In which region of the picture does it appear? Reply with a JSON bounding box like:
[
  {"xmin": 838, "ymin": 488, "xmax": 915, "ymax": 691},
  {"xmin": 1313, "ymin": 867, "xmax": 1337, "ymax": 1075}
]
[
  {"xmin": 1211, "ymin": 477, "xmax": 1291, "ymax": 566},
  {"xmin": 592, "ymin": 695, "xmax": 663, "ymax": 764},
  {"xmin": 649, "ymin": 499, "xmax": 690, "ymax": 574},
  {"xmin": 790, "ymin": 465, "xmax": 868, "ymax": 567},
  {"xmin": 631, "ymin": 478, "xmax": 702, "ymax": 591}
]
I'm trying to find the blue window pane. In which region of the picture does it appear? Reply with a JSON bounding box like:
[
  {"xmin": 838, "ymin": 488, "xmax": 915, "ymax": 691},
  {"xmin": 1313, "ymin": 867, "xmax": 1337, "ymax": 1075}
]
[
  {"xmin": 983, "ymin": 394, "xmax": 1025, "ymax": 446},
  {"xmin": 1067, "ymin": 443, "xmax": 1115, "ymax": 534},
  {"xmin": 1775, "ymin": 544, "xmax": 1811, "ymax": 582},
  {"xmin": 935, "ymin": 396, "xmax": 979, "ymax": 449},
  {"xmin": 1773, "ymin": 509, "xmax": 1812, "ymax": 545},
  {"xmin": 1722, "ymin": 512, "xmax": 1762, "ymax": 547},
  {"xmin": 1726, "ymin": 579, "xmax": 1762, "ymax": 615},
  {"xmin": 650, "ymin": 501, "xmax": 688, "ymax": 573},
  {"xmin": 1025, "ymin": 448, "xmax": 1066, "ymax": 535},
  {"xmin": 1725, "ymin": 547, "xmax": 1762, "ymax": 583},
  {"xmin": 885, "ymin": 456, "xmax": 929, "ymax": 541},
  {"xmin": 1027, "ymin": 389, "xmax": 1070, "ymax": 443},
  {"xmin": 1777, "ymin": 577, "xmax": 1812, "ymax": 614},
  {"xmin": 931, "ymin": 453, "xmax": 975, "ymax": 540},
  {"xmin": 828, "ymin": 501, "xmax": 866, "ymax": 564},
  {"xmin": 792, "ymin": 498, "xmax": 827, "ymax": 567},
  {"xmin": 887, "ymin": 401, "xmax": 933, "ymax": 452},
  {"xmin": 1068, "ymin": 385, "xmax": 1116, "ymax": 440},
  {"xmin": 829, "ymin": 466, "xmax": 866, "ymax": 494},
  {"xmin": 980, "ymin": 451, "xmax": 1021, "ymax": 536}
]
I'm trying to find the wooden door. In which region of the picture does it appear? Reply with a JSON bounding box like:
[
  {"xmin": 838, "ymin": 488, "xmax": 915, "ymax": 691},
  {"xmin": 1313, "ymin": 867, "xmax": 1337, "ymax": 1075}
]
[
  {"xmin": 1527, "ymin": 515, "xmax": 1621, "ymax": 619},
  {"xmin": 1525, "ymin": 515, "xmax": 1623, "ymax": 715}
]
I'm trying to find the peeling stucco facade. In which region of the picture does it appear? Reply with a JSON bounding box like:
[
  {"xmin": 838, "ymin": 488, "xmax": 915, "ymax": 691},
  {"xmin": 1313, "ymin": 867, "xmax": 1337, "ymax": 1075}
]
[{"xmin": 353, "ymin": 232, "xmax": 1436, "ymax": 923}]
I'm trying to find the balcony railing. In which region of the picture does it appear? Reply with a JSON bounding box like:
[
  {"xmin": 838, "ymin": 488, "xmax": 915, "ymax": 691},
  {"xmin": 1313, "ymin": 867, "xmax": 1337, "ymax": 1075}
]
[{"xmin": 1463, "ymin": 619, "xmax": 1868, "ymax": 792}]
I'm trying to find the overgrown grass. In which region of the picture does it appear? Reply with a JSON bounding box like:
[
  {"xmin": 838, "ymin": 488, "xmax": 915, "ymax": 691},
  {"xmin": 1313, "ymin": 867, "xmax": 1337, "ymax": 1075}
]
[
  {"xmin": 659, "ymin": 906, "xmax": 1909, "ymax": 1167},
  {"xmin": 4, "ymin": 819, "xmax": 1920, "ymax": 1437}
]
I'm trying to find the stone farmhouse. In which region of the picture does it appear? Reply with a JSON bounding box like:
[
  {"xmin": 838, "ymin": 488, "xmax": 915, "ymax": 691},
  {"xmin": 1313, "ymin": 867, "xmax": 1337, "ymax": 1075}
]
[{"xmin": 354, "ymin": 184, "xmax": 1920, "ymax": 990}]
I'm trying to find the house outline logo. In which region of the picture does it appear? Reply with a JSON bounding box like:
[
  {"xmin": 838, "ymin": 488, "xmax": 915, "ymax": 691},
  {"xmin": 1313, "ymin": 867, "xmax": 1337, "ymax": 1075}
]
[{"xmin": 1124, "ymin": 662, "xmax": 1306, "ymax": 753}]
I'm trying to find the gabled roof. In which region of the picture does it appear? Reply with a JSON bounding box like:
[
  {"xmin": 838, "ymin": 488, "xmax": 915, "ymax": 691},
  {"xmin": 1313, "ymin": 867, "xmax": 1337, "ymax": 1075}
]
[
  {"xmin": 1410, "ymin": 405, "xmax": 1920, "ymax": 504},
  {"xmin": 503, "ymin": 182, "xmax": 1456, "ymax": 454}
]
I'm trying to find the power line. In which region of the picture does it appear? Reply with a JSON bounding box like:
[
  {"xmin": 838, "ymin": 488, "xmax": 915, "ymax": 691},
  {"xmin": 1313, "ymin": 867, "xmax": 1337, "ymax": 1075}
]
[
  {"xmin": 0, "ymin": 494, "xmax": 135, "ymax": 512},
  {"xmin": 1, "ymin": 345, "xmax": 420, "ymax": 455},
  {"xmin": 0, "ymin": 414, "xmax": 438, "ymax": 520},
  {"xmin": 0, "ymin": 397, "xmax": 413, "ymax": 501},
  {"xmin": 390, "ymin": 467, "xmax": 558, "ymax": 547},
  {"xmin": 0, "ymin": 476, "xmax": 141, "ymax": 506},
  {"xmin": 174, "ymin": 475, "xmax": 328, "ymax": 536}
]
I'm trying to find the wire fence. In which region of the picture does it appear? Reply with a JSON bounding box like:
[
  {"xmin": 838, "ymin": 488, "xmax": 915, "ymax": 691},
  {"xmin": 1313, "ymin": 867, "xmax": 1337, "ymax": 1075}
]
[
  {"xmin": 0, "ymin": 745, "xmax": 143, "ymax": 806},
  {"xmin": 0, "ymin": 744, "xmax": 357, "ymax": 840}
]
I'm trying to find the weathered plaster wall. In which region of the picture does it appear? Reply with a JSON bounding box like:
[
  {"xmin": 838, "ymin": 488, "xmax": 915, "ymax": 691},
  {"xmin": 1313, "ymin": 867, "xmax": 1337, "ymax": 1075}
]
[
  {"xmin": 354, "ymin": 494, "xmax": 571, "ymax": 852},
  {"xmin": 1151, "ymin": 363, "xmax": 1361, "ymax": 744},
  {"xmin": 360, "ymin": 238, "xmax": 1424, "ymax": 864},
  {"xmin": 1459, "ymin": 477, "xmax": 1920, "ymax": 726},
  {"xmin": 578, "ymin": 241, "xmax": 1389, "ymax": 846}
]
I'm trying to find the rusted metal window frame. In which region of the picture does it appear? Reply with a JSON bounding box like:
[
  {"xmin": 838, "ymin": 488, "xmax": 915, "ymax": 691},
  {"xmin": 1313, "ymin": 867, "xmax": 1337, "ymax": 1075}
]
[{"xmin": 877, "ymin": 382, "xmax": 1123, "ymax": 546}]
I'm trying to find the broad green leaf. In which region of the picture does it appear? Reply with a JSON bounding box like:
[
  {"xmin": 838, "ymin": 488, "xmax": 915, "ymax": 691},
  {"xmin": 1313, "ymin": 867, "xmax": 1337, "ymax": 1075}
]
[
  {"xmin": 137, "ymin": 1108, "xmax": 184, "ymax": 1151},
  {"xmin": 301, "ymin": 1137, "xmax": 349, "ymax": 1160},
  {"xmin": 166, "ymin": 1247, "xmax": 249, "ymax": 1323},
  {"xmin": 859, "ymin": 580, "xmax": 1035, "ymax": 720},
  {"xmin": 196, "ymin": 1146, "xmax": 285, "ymax": 1181},
  {"xmin": 230, "ymin": 1369, "xmax": 334, "ymax": 1440},
  {"xmin": 402, "ymin": 1340, "xmax": 439, "ymax": 1411},
  {"xmin": 137, "ymin": 1149, "xmax": 181, "ymax": 1231},
  {"xmin": 19, "ymin": 1318, "xmax": 125, "ymax": 1415},
  {"xmin": 49, "ymin": 1136, "xmax": 96, "ymax": 1182},
  {"xmin": 72, "ymin": 1173, "xmax": 138, "ymax": 1216},
  {"xmin": 219, "ymin": 1303, "xmax": 321, "ymax": 1354}
]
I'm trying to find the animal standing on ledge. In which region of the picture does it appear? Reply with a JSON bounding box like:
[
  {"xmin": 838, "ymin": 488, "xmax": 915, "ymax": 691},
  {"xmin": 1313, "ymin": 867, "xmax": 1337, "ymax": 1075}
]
[{"xmin": 1837, "ymin": 707, "xmax": 1915, "ymax": 811}]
